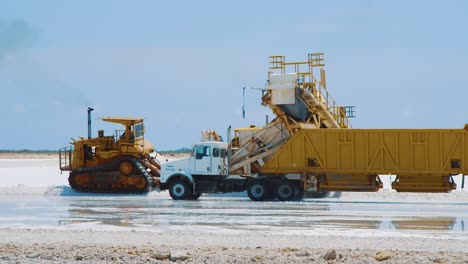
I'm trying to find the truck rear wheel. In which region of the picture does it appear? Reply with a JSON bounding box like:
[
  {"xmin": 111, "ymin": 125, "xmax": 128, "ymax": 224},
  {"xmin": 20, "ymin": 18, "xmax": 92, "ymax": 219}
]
[
  {"xmin": 293, "ymin": 182, "xmax": 304, "ymax": 201},
  {"xmin": 306, "ymin": 190, "xmax": 329, "ymax": 198},
  {"xmin": 275, "ymin": 181, "xmax": 295, "ymax": 201},
  {"xmin": 169, "ymin": 180, "xmax": 191, "ymax": 200},
  {"xmin": 187, "ymin": 193, "xmax": 201, "ymax": 200},
  {"xmin": 247, "ymin": 179, "xmax": 271, "ymax": 201}
]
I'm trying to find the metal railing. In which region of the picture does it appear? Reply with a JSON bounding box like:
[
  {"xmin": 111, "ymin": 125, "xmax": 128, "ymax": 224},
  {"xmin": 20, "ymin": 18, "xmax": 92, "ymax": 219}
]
[
  {"xmin": 113, "ymin": 129, "xmax": 140, "ymax": 142},
  {"xmin": 342, "ymin": 106, "xmax": 356, "ymax": 118},
  {"xmin": 268, "ymin": 53, "xmax": 352, "ymax": 128},
  {"xmin": 59, "ymin": 146, "xmax": 73, "ymax": 171},
  {"xmin": 309, "ymin": 75, "xmax": 352, "ymax": 128}
]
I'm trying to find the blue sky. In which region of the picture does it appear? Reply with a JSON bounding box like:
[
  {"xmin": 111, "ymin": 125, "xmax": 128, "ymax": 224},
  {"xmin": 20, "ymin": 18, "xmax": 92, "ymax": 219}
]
[{"xmin": 1, "ymin": 1, "xmax": 467, "ymax": 150}]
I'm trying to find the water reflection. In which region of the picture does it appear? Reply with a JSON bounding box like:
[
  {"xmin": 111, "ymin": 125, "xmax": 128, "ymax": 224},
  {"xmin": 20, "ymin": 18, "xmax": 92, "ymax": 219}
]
[
  {"xmin": 56, "ymin": 197, "xmax": 468, "ymax": 234},
  {"xmin": 61, "ymin": 197, "xmax": 333, "ymax": 231},
  {"xmin": 391, "ymin": 218, "xmax": 457, "ymax": 231},
  {"xmin": 1, "ymin": 193, "xmax": 467, "ymax": 235}
]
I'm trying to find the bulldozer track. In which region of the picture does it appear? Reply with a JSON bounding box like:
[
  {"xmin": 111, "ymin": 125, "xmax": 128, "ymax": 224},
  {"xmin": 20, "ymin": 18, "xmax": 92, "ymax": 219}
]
[{"xmin": 68, "ymin": 157, "xmax": 154, "ymax": 194}]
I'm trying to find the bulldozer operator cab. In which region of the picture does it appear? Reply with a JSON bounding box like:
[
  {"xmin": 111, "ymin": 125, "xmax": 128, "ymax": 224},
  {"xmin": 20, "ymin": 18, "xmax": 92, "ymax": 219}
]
[
  {"xmin": 117, "ymin": 121, "xmax": 144, "ymax": 141},
  {"xmin": 99, "ymin": 116, "xmax": 153, "ymax": 155},
  {"xmin": 109, "ymin": 118, "xmax": 141, "ymax": 142}
]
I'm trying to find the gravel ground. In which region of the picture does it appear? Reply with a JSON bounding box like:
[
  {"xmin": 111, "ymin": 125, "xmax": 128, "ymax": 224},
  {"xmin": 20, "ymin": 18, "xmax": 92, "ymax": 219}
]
[{"xmin": 1, "ymin": 228, "xmax": 468, "ymax": 263}]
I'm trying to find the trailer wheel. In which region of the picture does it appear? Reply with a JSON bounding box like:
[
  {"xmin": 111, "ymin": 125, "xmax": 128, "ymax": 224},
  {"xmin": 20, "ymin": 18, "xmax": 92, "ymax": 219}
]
[
  {"xmin": 169, "ymin": 179, "xmax": 191, "ymax": 200},
  {"xmin": 275, "ymin": 181, "xmax": 295, "ymax": 201},
  {"xmin": 247, "ymin": 179, "xmax": 270, "ymax": 201}
]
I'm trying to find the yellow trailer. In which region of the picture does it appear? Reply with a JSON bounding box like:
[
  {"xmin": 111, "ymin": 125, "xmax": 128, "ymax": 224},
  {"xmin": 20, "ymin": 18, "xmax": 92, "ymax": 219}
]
[{"xmin": 261, "ymin": 126, "xmax": 468, "ymax": 193}]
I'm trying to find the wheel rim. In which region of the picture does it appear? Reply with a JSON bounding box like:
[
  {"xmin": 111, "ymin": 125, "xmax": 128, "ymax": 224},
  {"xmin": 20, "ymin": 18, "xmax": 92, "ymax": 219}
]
[
  {"xmin": 134, "ymin": 177, "xmax": 146, "ymax": 189},
  {"xmin": 251, "ymin": 184, "xmax": 264, "ymax": 198},
  {"xmin": 172, "ymin": 183, "xmax": 186, "ymax": 197},
  {"xmin": 119, "ymin": 161, "xmax": 134, "ymax": 176},
  {"xmin": 278, "ymin": 184, "xmax": 292, "ymax": 198}
]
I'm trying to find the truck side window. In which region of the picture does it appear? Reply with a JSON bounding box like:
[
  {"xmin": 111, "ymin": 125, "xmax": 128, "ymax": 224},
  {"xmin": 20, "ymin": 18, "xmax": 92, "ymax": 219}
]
[
  {"xmin": 204, "ymin": 146, "xmax": 210, "ymax": 157},
  {"xmin": 195, "ymin": 146, "xmax": 211, "ymax": 159},
  {"xmin": 213, "ymin": 148, "xmax": 220, "ymax": 157}
]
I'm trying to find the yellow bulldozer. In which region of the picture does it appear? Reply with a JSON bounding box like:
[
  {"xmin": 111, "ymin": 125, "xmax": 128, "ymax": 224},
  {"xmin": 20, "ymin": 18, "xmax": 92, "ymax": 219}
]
[{"xmin": 59, "ymin": 115, "xmax": 161, "ymax": 193}]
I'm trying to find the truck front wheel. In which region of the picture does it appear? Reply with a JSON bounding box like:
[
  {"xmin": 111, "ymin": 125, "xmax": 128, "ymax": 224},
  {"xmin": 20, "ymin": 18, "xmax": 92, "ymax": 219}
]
[
  {"xmin": 169, "ymin": 180, "xmax": 191, "ymax": 200},
  {"xmin": 247, "ymin": 179, "xmax": 271, "ymax": 201}
]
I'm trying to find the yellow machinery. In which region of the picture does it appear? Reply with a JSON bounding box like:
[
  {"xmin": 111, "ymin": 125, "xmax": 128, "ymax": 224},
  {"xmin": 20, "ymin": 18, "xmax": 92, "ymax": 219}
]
[
  {"xmin": 58, "ymin": 53, "xmax": 467, "ymax": 200},
  {"xmin": 227, "ymin": 53, "xmax": 356, "ymax": 199},
  {"xmin": 261, "ymin": 127, "xmax": 465, "ymax": 193},
  {"xmin": 264, "ymin": 53, "xmax": 352, "ymax": 131},
  {"xmin": 227, "ymin": 53, "xmax": 464, "ymax": 201},
  {"xmin": 59, "ymin": 116, "xmax": 161, "ymax": 193},
  {"xmin": 229, "ymin": 53, "xmax": 354, "ymax": 178}
]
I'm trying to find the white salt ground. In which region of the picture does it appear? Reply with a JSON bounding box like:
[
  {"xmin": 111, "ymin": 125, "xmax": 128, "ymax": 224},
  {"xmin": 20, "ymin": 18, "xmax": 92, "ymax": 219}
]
[{"xmin": 1, "ymin": 156, "xmax": 468, "ymax": 263}]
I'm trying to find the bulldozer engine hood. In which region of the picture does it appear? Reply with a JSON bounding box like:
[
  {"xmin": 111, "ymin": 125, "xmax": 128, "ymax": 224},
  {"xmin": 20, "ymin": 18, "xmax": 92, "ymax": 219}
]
[{"xmin": 136, "ymin": 138, "xmax": 155, "ymax": 155}]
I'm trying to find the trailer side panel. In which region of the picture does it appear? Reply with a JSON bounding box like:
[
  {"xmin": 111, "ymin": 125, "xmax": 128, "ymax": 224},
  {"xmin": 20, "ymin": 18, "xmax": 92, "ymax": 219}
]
[{"xmin": 261, "ymin": 128, "xmax": 467, "ymax": 192}]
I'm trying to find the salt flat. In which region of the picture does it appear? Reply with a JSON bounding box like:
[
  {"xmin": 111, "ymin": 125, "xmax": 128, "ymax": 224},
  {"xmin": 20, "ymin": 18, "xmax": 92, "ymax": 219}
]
[{"xmin": 1, "ymin": 157, "xmax": 468, "ymax": 263}]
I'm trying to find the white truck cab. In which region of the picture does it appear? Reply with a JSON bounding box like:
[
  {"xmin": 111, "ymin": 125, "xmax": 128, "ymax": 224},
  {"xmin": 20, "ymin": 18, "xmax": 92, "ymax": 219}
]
[{"xmin": 160, "ymin": 141, "xmax": 232, "ymax": 200}]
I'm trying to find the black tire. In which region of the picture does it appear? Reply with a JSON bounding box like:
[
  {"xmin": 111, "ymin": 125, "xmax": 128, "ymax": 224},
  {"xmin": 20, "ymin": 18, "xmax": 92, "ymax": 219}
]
[
  {"xmin": 293, "ymin": 183, "xmax": 304, "ymax": 201},
  {"xmin": 169, "ymin": 179, "xmax": 192, "ymax": 200},
  {"xmin": 247, "ymin": 179, "xmax": 271, "ymax": 201},
  {"xmin": 275, "ymin": 181, "xmax": 295, "ymax": 201},
  {"xmin": 187, "ymin": 193, "xmax": 201, "ymax": 200},
  {"xmin": 306, "ymin": 190, "xmax": 329, "ymax": 198}
]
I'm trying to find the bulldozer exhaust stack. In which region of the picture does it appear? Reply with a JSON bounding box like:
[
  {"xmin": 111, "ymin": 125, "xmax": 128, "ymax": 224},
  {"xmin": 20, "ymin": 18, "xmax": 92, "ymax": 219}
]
[{"xmin": 87, "ymin": 107, "xmax": 94, "ymax": 139}]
